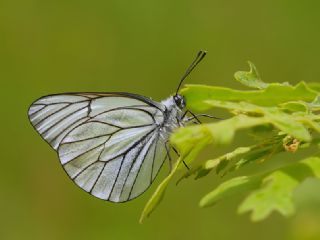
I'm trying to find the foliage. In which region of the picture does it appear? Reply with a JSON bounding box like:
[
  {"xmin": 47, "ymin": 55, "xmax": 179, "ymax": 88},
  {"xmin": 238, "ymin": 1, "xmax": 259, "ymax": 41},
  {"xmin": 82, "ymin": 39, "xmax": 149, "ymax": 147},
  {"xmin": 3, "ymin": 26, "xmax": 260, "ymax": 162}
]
[{"xmin": 139, "ymin": 62, "xmax": 320, "ymax": 223}]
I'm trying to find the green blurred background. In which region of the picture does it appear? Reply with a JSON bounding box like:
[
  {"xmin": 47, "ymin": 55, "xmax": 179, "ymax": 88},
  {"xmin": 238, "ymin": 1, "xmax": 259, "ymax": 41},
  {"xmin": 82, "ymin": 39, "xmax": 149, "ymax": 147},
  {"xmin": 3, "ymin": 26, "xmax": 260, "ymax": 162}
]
[{"xmin": 1, "ymin": 0, "xmax": 320, "ymax": 239}]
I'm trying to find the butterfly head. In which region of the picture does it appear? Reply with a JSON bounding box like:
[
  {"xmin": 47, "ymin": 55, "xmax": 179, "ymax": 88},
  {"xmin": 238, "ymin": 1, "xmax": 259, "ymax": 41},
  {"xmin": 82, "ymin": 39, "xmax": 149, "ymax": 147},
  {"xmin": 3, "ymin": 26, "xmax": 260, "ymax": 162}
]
[{"xmin": 173, "ymin": 94, "xmax": 186, "ymax": 109}]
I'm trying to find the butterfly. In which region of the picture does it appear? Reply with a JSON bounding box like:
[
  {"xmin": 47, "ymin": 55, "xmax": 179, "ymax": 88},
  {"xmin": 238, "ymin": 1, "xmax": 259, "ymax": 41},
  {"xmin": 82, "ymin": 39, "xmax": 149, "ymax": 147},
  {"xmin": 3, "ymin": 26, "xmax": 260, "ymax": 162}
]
[{"xmin": 28, "ymin": 50, "xmax": 209, "ymax": 202}]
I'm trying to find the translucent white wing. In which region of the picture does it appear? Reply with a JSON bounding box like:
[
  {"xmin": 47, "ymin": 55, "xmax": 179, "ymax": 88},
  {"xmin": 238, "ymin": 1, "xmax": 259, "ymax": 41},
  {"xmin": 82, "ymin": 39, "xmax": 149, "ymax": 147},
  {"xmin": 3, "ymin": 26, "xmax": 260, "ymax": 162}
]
[
  {"xmin": 28, "ymin": 93, "xmax": 164, "ymax": 149},
  {"xmin": 28, "ymin": 93, "xmax": 168, "ymax": 202}
]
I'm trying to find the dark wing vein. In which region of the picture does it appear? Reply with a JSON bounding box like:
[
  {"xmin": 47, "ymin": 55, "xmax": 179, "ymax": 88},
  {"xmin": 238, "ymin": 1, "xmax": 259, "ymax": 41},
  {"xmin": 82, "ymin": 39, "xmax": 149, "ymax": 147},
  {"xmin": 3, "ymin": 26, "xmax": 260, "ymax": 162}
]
[
  {"xmin": 29, "ymin": 105, "xmax": 46, "ymax": 116},
  {"xmin": 150, "ymin": 133, "xmax": 160, "ymax": 183},
  {"xmin": 29, "ymin": 92, "xmax": 168, "ymax": 202},
  {"xmin": 108, "ymin": 129, "xmax": 156, "ymax": 200},
  {"xmin": 50, "ymin": 116, "xmax": 89, "ymax": 143},
  {"xmin": 33, "ymin": 103, "xmax": 72, "ymax": 128},
  {"xmin": 41, "ymin": 105, "xmax": 88, "ymax": 135},
  {"xmin": 70, "ymin": 126, "xmax": 155, "ymax": 182},
  {"xmin": 90, "ymin": 107, "xmax": 157, "ymax": 124},
  {"xmin": 118, "ymin": 134, "xmax": 154, "ymax": 198},
  {"xmin": 127, "ymin": 134, "xmax": 158, "ymax": 200},
  {"xmin": 89, "ymin": 162, "xmax": 107, "ymax": 193},
  {"xmin": 70, "ymin": 142, "xmax": 106, "ymax": 179}
]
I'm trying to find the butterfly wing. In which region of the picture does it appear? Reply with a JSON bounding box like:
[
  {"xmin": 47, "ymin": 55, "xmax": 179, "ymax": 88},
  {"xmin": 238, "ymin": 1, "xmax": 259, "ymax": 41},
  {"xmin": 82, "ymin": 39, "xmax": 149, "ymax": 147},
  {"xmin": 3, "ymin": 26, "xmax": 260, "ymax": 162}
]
[{"xmin": 28, "ymin": 93, "xmax": 168, "ymax": 202}]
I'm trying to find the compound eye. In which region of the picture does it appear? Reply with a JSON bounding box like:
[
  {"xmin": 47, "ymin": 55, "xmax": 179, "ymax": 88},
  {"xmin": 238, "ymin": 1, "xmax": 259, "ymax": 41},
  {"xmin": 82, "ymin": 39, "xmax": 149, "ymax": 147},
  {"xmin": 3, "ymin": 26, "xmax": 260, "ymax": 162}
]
[{"xmin": 174, "ymin": 95, "xmax": 186, "ymax": 109}]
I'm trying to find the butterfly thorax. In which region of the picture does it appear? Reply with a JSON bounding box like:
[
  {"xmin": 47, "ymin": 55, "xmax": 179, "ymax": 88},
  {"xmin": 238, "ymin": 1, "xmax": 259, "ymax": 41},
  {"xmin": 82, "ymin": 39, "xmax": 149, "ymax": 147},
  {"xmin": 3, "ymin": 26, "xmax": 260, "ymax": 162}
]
[{"xmin": 159, "ymin": 96, "xmax": 184, "ymax": 138}]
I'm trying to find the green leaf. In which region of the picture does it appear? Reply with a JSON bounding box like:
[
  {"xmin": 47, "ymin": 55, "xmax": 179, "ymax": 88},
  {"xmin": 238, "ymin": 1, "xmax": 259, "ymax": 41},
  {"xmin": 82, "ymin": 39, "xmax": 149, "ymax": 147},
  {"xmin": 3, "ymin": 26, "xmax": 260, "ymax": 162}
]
[
  {"xmin": 139, "ymin": 157, "xmax": 181, "ymax": 223},
  {"xmin": 266, "ymin": 112, "xmax": 311, "ymax": 141},
  {"xmin": 199, "ymin": 176, "xmax": 261, "ymax": 207},
  {"xmin": 307, "ymin": 82, "xmax": 320, "ymax": 92},
  {"xmin": 172, "ymin": 115, "xmax": 265, "ymax": 149},
  {"xmin": 181, "ymin": 82, "xmax": 318, "ymax": 112},
  {"xmin": 139, "ymin": 137, "xmax": 210, "ymax": 223},
  {"xmin": 200, "ymin": 157, "xmax": 320, "ymax": 221},
  {"xmin": 280, "ymin": 101, "xmax": 309, "ymax": 113},
  {"xmin": 172, "ymin": 113, "xmax": 311, "ymax": 153},
  {"xmin": 209, "ymin": 146, "xmax": 252, "ymax": 174},
  {"xmin": 204, "ymin": 100, "xmax": 265, "ymax": 115},
  {"xmin": 238, "ymin": 171, "xmax": 298, "ymax": 221},
  {"xmin": 202, "ymin": 99, "xmax": 319, "ymax": 138},
  {"xmin": 181, "ymin": 138, "xmax": 282, "ymax": 182},
  {"xmin": 309, "ymin": 95, "xmax": 320, "ymax": 110},
  {"xmin": 141, "ymin": 61, "xmax": 320, "ymax": 222},
  {"xmin": 234, "ymin": 61, "xmax": 268, "ymax": 89},
  {"xmin": 233, "ymin": 146, "xmax": 276, "ymax": 170},
  {"xmin": 171, "ymin": 95, "xmax": 320, "ymax": 184}
]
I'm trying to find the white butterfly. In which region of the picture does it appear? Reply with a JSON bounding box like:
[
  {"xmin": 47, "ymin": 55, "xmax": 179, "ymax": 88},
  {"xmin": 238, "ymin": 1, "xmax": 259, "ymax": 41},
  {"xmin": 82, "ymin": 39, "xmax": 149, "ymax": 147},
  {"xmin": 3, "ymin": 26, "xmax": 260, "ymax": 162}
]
[{"xmin": 28, "ymin": 51, "xmax": 208, "ymax": 202}]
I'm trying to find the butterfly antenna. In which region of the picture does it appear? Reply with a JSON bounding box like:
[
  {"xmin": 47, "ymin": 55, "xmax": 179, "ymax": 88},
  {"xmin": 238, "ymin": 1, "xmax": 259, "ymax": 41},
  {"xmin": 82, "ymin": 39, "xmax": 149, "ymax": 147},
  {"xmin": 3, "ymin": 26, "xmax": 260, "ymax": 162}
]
[{"xmin": 175, "ymin": 50, "xmax": 207, "ymax": 95}]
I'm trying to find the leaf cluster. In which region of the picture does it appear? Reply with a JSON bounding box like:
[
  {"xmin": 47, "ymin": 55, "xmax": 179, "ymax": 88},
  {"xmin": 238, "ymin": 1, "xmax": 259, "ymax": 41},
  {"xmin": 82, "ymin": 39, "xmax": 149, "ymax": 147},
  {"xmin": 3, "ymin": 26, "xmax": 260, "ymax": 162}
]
[{"xmin": 140, "ymin": 62, "xmax": 320, "ymax": 223}]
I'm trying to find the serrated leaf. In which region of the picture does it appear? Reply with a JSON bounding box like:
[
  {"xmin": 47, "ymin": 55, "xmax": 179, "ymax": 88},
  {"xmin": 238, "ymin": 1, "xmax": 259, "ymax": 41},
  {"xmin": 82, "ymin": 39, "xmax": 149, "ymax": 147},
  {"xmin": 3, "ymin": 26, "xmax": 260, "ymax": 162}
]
[
  {"xmin": 142, "ymin": 60, "xmax": 320, "ymax": 222},
  {"xmin": 202, "ymin": 99, "xmax": 319, "ymax": 138},
  {"xmin": 266, "ymin": 112, "xmax": 311, "ymax": 141},
  {"xmin": 181, "ymin": 82, "xmax": 318, "ymax": 112},
  {"xmin": 172, "ymin": 113, "xmax": 311, "ymax": 155},
  {"xmin": 171, "ymin": 98, "xmax": 318, "ymax": 185},
  {"xmin": 234, "ymin": 61, "xmax": 268, "ymax": 89},
  {"xmin": 238, "ymin": 171, "xmax": 298, "ymax": 221},
  {"xmin": 200, "ymin": 157, "xmax": 320, "ymax": 221}
]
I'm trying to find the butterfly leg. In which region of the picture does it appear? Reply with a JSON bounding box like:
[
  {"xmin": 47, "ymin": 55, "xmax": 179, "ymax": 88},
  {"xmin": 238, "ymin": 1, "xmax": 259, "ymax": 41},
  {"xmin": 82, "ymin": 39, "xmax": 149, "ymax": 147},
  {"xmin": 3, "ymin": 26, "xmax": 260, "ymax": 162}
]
[
  {"xmin": 182, "ymin": 110, "xmax": 202, "ymax": 124},
  {"xmin": 181, "ymin": 110, "xmax": 189, "ymax": 120},
  {"xmin": 172, "ymin": 147, "xmax": 190, "ymax": 170},
  {"xmin": 188, "ymin": 111, "xmax": 202, "ymax": 124},
  {"xmin": 190, "ymin": 113, "xmax": 223, "ymax": 120},
  {"xmin": 165, "ymin": 140, "xmax": 190, "ymax": 171},
  {"xmin": 183, "ymin": 111, "xmax": 223, "ymax": 124}
]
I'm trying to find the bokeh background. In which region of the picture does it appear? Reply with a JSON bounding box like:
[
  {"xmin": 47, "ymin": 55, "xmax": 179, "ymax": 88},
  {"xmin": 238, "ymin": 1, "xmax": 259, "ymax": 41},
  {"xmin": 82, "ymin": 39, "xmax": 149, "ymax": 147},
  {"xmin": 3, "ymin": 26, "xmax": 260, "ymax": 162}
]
[{"xmin": 1, "ymin": 0, "xmax": 320, "ymax": 239}]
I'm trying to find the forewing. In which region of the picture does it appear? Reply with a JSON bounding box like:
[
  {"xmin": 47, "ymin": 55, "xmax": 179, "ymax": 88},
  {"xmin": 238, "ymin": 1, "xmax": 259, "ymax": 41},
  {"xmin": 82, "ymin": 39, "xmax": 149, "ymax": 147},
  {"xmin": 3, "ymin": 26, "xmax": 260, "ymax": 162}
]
[
  {"xmin": 28, "ymin": 92, "xmax": 168, "ymax": 202},
  {"xmin": 28, "ymin": 94, "xmax": 91, "ymax": 149},
  {"xmin": 28, "ymin": 93, "xmax": 165, "ymax": 150}
]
